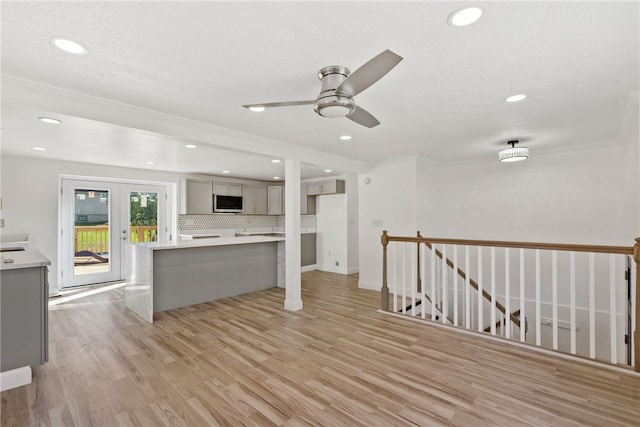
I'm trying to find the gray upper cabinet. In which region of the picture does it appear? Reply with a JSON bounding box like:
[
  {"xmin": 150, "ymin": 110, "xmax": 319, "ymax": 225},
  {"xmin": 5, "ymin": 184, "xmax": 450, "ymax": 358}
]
[
  {"xmin": 306, "ymin": 179, "xmax": 345, "ymax": 196},
  {"xmin": 213, "ymin": 181, "xmax": 242, "ymax": 196},
  {"xmin": 267, "ymin": 185, "xmax": 283, "ymax": 215},
  {"xmin": 243, "ymin": 185, "xmax": 267, "ymax": 215},
  {"xmin": 300, "ymin": 183, "xmax": 316, "ymax": 215},
  {"xmin": 180, "ymin": 179, "xmax": 213, "ymax": 214}
]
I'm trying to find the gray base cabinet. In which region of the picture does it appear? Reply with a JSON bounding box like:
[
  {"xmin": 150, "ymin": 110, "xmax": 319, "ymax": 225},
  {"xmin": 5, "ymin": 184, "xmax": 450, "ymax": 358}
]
[
  {"xmin": 301, "ymin": 234, "xmax": 317, "ymax": 266},
  {"xmin": 1, "ymin": 266, "xmax": 49, "ymax": 372}
]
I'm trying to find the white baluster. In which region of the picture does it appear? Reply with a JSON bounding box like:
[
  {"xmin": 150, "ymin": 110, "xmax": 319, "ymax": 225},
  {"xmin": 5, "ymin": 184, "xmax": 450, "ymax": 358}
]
[
  {"xmin": 535, "ymin": 250, "xmax": 541, "ymax": 346},
  {"xmin": 410, "ymin": 242, "xmax": 416, "ymax": 316},
  {"xmin": 402, "ymin": 243, "xmax": 406, "ymax": 314},
  {"xmin": 478, "ymin": 247, "xmax": 483, "ymax": 332},
  {"xmin": 589, "ymin": 253, "xmax": 595, "ymax": 359},
  {"xmin": 442, "ymin": 245, "xmax": 448, "ymax": 324},
  {"xmin": 505, "ymin": 248, "xmax": 511, "ymax": 339},
  {"xmin": 465, "ymin": 246, "xmax": 471, "ymax": 329},
  {"xmin": 431, "ymin": 245, "xmax": 436, "ymax": 322},
  {"xmin": 453, "ymin": 246, "xmax": 459, "ymax": 326},
  {"xmin": 392, "ymin": 242, "xmax": 397, "ymax": 313},
  {"xmin": 570, "ymin": 252, "xmax": 576, "ymax": 354},
  {"xmin": 552, "ymin": 250, "xmax": 558, "ymax": 350},
  {"xmin": 490, "ymin": 247, "xmax": 496, "ymax": 335},
  {"xmin": 609, "ymin": 254, "xmax": 617, "ymax": 364},
  {"xmin": 520, "ymin": 248, "xmax": 525, "ymax": 343}
]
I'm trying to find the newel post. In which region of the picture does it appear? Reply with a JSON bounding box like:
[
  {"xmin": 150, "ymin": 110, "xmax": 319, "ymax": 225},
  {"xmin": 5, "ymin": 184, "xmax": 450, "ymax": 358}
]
[
  {"xmin": 381, "ymin": 230, "xmax": 389, "ymax": 312},
  {"xmin": 416, "ymin": 231, "xmax": 423, "ymax": 293},
  {"xmin": 634, "ymin": 238, "xmax": 640, "ymax": 372}
]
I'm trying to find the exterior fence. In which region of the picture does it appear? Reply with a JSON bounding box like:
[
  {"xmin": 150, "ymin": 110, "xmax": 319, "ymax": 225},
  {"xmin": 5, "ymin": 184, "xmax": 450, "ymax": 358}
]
[{"xmin": 74, "ymin": 225, "xmax": 157, "ymax": 254}]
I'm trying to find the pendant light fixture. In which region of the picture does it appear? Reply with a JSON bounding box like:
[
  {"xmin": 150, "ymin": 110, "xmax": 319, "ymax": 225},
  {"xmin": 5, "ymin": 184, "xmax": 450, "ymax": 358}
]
[{"xmin": 499, "ymin": 140, "xmax": 529, "ymax": 162}]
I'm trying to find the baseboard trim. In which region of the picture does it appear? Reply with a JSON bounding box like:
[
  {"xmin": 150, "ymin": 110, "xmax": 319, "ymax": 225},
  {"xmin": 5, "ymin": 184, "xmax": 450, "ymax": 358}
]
[
  {"xmin": 0, "ymin": 366, "xmax": 32, "ymax": 392},
  {"xmin": 301, "ymin": 264, "xmax": 318, "ymax": 273},
  {"xmin": 358, "ymin": 280, "xmax": 380, "ymax": 291},
  {"xmin": 347, "ymin": 267, "xmax": 359, "ymax": 274},
  {"xmin": 379, "ymin": 310, "xmax": 640, "ymax": 378}
]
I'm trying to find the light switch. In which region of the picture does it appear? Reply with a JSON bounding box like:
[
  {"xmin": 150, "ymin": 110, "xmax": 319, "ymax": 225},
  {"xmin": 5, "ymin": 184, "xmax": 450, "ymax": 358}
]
[{"xmin": 371, "ymin": 219, "xmax": 383, "ymax": 228}]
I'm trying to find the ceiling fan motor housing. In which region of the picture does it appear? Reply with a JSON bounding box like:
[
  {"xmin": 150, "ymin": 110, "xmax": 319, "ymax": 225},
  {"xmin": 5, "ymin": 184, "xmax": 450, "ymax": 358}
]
[{"xmin": 314, "ymin": 65, "xmax": 356, "ymax": 118}]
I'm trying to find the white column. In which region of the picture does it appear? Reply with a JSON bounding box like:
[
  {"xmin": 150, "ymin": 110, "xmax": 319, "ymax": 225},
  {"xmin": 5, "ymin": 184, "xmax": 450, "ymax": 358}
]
[{"xmin": 284, "ymin": 159, "xmax": 303, "ymax": 311}]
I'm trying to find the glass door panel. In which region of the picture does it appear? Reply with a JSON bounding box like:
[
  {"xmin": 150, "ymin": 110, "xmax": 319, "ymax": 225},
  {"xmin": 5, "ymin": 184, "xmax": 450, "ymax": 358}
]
[
  {"xmin": 61, "ymin": 179, "xmax": 122, "ymax": 287},
  {"xmin": 74, "ymin": 189, "xmax": 111, "ymax": 276},
  {"xmin": 128, "ymin": 191, "xmax": 159, "ymax": 243}
]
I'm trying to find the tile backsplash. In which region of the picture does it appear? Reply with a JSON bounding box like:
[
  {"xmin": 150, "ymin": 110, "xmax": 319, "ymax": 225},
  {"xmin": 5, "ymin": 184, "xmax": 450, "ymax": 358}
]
[{"xmin": 179, "ymin": 214, "xmax": 316, "ymax": 231}]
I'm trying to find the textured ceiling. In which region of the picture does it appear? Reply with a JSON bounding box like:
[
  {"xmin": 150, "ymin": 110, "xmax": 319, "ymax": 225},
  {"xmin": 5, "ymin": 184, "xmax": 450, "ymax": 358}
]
[{"xmin": 1, "ymin": 1, "xmax": 638, "ymax": 179}]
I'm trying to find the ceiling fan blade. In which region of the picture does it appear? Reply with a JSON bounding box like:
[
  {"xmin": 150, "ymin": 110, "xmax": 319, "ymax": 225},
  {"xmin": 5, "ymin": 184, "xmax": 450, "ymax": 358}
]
[
  {"xmin": 242, "ymin": 100, "xmax": 315, "ymax": 109},
  {"xmin": 336, "ymin": 49, "xmax": 403, "ymax": 97},
  {"xmin": 346, "ymin": 105, "xmax": 380, "ymax": 128}
]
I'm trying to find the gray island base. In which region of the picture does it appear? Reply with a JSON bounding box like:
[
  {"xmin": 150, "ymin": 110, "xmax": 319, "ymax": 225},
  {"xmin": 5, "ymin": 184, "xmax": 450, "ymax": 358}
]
[{"xmin": 125, "ymin": 236, "xmax": 284, "ymax": 322}]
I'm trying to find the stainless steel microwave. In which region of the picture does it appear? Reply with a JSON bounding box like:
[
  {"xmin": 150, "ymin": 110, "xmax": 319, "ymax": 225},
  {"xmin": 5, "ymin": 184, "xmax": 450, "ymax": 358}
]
[{"xmin": 213, "ymin": 194, "xmax": 243, "ymax": 213}]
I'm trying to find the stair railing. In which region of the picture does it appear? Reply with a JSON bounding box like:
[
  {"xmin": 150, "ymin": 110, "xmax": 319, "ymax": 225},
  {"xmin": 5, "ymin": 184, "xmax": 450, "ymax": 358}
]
[{"xmin": 381, "ymin": 231, "xmax": 639, "ymax": 372}]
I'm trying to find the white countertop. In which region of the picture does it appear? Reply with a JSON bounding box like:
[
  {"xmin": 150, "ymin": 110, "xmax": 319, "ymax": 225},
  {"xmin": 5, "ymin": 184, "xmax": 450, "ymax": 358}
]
[
  {"xmin": 0, "ymin": 249, "xmax": 51, "ymax": 270},
  {"xmin": 134, "ymin": 235, "xmax": 285, "ymax": 251}
]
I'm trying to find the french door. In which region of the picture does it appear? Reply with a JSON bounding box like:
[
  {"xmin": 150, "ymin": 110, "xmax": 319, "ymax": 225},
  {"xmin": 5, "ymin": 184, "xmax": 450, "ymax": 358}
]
[{"xmin": 61, "ymin": 179, "xmax": 166, "ymax": 288}]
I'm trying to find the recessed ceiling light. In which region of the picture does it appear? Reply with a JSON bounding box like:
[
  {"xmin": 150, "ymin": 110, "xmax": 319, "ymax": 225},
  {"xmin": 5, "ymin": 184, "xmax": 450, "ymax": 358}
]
[
  {"xmin": 273, "ymin": 176, "xmax": 280, "ymax": 180},
  {"xmin": 339, "ymin": 135, "xmax": 352, "ymax": 140},
  {"xmin": 505, "ymin": 94, "xmax": 527, "ymax": 103},
  {"xmin": 448, "ymin": 7, "xmax": 483, "ymax": 27},
  {"xmin": 50, "ymin": 37, "xmax": 88, "ymax": 55},
  {"xmin": 324, "ymin": 169, "xmax": 332, "ymax": 173},
  {"xmin": 39, "ymin": 117, "xmax": 61, "ymax": 124},
  {"xmin": 271, "ymin": 159, "xmax": 281, "ymax": 163},
  {"xmin": 249, "ymin": 106, "xmax": 266, "ymax": 112},
  {"xmin": 222, "ymin": 170, "xmax": 230, "ymax": 174},
  {"xmin": 184, "ymin": 144, "xmax": 197, "ymax": 149},
  {"xmin": 32, "ymin": 146, "xmax": 47, "ymax": 151},
  {"xmin": 145, "ymin": 161, "xmax": 155, "ymax": 165}
]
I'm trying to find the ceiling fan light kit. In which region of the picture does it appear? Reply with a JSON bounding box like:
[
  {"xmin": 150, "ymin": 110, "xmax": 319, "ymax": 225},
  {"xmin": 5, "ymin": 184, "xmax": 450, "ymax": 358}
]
[
  {"xmin": 243, "ymin": 49, "xmax": 403, "ymax": 128},
  {"xmin": 313, "ymin": 66, "xmax": 356, "ymax": 118},
  {"xmin": 499, "ymin": 140, "xmax": 529, "ymax": 163}
]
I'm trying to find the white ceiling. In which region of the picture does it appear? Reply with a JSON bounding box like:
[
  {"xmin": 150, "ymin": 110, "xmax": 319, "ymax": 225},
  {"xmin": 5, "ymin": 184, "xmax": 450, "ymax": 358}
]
[{"xmin": 1, "ymin": 1, "xmax": 638, "ymax": 180}]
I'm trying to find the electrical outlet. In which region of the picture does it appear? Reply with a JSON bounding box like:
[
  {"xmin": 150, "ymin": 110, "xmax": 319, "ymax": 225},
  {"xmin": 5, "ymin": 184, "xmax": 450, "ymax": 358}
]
[
  {"xmin": 0, "ymin": 219, "xmax": 4, "ymax": 228},
  {"xmin": 335, "ymin": 261, "xmax": 339, "ymax": 266}
]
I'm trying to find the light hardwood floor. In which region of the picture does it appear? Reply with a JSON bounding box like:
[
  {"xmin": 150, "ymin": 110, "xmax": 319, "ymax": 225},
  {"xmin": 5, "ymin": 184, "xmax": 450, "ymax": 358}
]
[{"xmin": 2, "ymin": 271, "xmax": 639, "ymax": 426}]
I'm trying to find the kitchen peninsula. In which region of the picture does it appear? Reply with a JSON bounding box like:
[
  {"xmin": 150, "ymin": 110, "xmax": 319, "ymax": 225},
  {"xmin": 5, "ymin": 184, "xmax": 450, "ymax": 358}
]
[{"xmin": 125, "ymin": 235, "xmax": 284, "ymax": 322}]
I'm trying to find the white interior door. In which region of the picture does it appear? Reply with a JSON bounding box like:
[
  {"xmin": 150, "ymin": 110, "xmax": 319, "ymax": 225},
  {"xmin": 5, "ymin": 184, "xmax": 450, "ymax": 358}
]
[{"xmin": 61, "ymin": 179, "xmax": 122, "ymax": 287}]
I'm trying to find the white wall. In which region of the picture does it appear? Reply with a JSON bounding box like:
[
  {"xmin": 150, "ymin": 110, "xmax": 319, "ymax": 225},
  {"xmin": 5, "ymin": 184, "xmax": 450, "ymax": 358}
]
[
  {"xmin": 1, "ymin": 155, "xmax": 184, "ymax": 292},
  {"xmin": 428, "ymin": 142, "xmax": 630, "ymax": 246},
  {"xmin": 620, "ymin": 91, "xmax": 640, "ymax": 237},
  {"xmin": 358, "ymin": 157, "xmax": 418, "ymax": 290}
]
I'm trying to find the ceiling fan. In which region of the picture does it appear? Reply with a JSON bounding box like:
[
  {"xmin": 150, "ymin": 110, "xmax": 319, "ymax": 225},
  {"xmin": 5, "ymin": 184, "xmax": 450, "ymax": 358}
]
[{"xmin": 242, "ymin": 49, "xmax": 403, "ymax": 128}]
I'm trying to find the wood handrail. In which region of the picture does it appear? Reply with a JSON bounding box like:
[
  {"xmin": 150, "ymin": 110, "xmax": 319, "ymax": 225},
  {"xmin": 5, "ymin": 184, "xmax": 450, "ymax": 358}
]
[{"xmin": 383, "ymin": 233, "xmax": 634, "ymax": 255}]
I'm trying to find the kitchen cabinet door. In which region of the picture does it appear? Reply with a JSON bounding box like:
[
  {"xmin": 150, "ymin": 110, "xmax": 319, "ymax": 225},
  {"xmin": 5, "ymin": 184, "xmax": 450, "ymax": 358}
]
[
  {"xmin": 1, "ymin": 266, "xmax": 48, "ymax": 372},
  {"xmin": 181, "ymin": 179, "xmax": 213, "ymax": 214},
  {"xmin": 267, "ymin": 185, "xmax": 283, "ymax": 215},
  {"xmin": 255, "ymin": 186, "xmax": 267, "ymax": 215},
  {"xmin": 213, "ymin": 181, "xmax": 242, "ymax": 196},
  {"xmin": 300, "ymin": 183, "xmax": 316, "ymax": 215},
  {"xmin": 243, "ymin": 185, "xmax": 267, "ymax": 214},
  {"xmin": 306, "ymin": 179, "xmax": 345, "ymax": 195}
]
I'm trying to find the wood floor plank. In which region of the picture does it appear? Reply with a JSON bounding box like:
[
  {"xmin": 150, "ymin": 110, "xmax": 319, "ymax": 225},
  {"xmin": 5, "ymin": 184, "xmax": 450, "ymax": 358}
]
[{"xmin": 2, "ymin": 270, "xmax": 639, "ymax": 426}]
